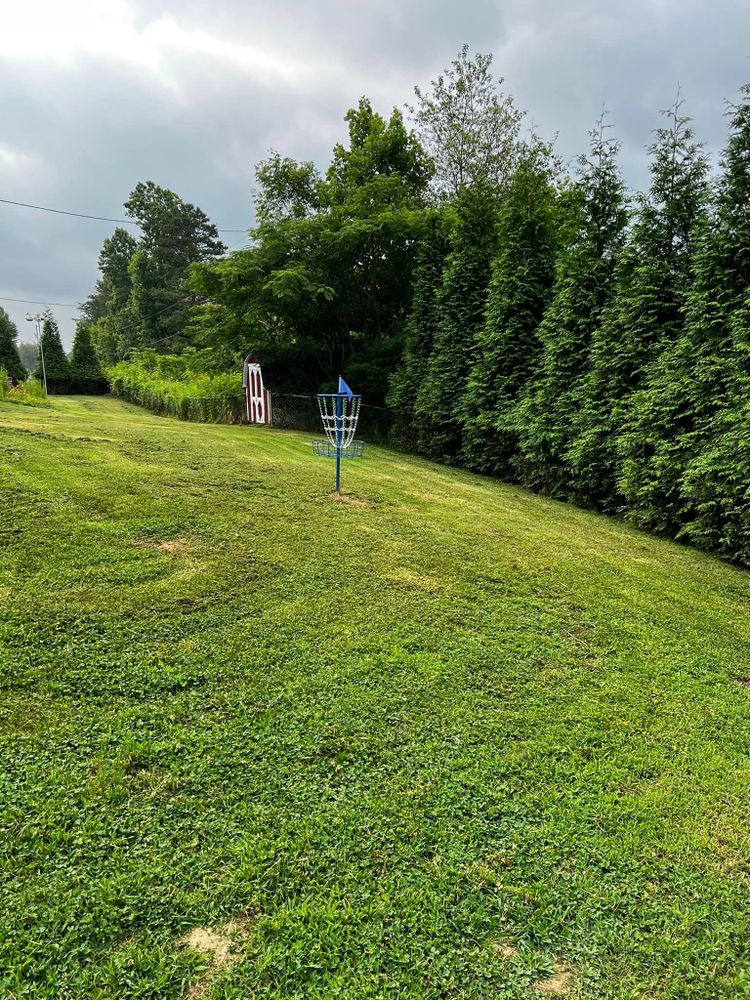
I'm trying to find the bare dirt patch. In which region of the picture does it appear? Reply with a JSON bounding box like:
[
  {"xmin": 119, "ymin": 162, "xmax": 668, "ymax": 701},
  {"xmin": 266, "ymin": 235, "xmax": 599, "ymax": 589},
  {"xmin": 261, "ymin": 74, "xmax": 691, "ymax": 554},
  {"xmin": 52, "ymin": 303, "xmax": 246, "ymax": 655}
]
[
  {"xmin": 328, "ymin": 491, "xmax": 369, "ymax": 508},
  {"xmin": 533, "ymin": 961, "xmax": 572, "ymax": 995},
  {"xmin": 134, "ymin": 538, "xmax": 189, "ymax": 554},
  {"xmin": 179, "ymin": 919, "xmax": 252, "ymax": 998},
  {"xmin": 490, "ymin": 940, "xmax": 518, "ymax": 959}
]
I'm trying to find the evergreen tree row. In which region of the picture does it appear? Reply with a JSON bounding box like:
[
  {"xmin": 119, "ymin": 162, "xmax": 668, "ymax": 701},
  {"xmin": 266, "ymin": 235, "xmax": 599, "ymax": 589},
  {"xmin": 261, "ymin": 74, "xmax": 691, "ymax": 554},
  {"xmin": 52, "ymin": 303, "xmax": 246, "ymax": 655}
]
[
  {"xmin": 0, "ymin": 306, "xmax": 105, "ymax": 393},
  {"xmin": 30, "ymin": 313, "xmax": 108, "ymax": 394},
  {"xmin": 388, "ymin": 86, "xmax": 750, "ymax": 566}
]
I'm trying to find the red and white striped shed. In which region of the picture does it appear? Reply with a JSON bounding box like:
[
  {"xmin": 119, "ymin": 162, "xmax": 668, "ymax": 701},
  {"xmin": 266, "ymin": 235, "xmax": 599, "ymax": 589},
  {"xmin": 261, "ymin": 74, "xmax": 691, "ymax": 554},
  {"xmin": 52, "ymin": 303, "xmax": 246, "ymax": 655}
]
[{"xmin": 242, "ymin": 354, "xmax": 272, "ymax": 425}]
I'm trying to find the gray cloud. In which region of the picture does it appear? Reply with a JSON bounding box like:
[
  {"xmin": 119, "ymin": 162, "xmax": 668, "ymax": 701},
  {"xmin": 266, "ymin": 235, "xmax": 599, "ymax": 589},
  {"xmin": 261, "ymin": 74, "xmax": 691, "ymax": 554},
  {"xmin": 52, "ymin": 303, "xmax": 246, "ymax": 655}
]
[{"xmin": 1, "ymin": 0, "xmax": 749, "ymax": 347}]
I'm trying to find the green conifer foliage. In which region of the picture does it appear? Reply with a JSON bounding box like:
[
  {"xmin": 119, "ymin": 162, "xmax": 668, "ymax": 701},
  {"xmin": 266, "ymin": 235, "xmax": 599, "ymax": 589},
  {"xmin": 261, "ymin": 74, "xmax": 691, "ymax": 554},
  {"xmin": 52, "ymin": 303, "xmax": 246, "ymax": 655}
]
[
  {"xmin": 413, "ymin": 183, "xmax": 498, "ymax": 460},
  {"xmin": 461, "ymin": 148, "xmax": 559, "ymax": 476},
  {"xmin": 69, "ymin": 323, "xmax": 108, "ymax": 394},
  {"xmin": 569, "ymin": 97, "xmax": 708, "ymax": 510},
  {"xmin": 0, "ymin": 307, "xmax": 27, "ymax": 383},
  {"xmin": 620, "ymin": 86, "xmax": 750, "ymax": 543},
  {"xmin": 387, "ymin": 211, "xmax": 452, "ymax": 451},
  {"xmin": 518, "ymin": 117, "xmax": 628, "ymax": 496},
  {"xmin": 33, "ymin": 312, "xmax": 71, "ymax": 393}
]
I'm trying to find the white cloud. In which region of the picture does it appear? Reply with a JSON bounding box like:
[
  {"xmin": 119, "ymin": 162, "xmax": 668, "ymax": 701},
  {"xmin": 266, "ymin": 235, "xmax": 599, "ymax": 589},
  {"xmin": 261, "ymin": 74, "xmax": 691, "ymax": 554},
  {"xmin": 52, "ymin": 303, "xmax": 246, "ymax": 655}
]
[
  {"xmin": 0, "ymin": 0, "xmax": 333, "ymax": 93},
  {"xmin": 0, "ymin": 144, "xmax": 38, "ymax": 173}
]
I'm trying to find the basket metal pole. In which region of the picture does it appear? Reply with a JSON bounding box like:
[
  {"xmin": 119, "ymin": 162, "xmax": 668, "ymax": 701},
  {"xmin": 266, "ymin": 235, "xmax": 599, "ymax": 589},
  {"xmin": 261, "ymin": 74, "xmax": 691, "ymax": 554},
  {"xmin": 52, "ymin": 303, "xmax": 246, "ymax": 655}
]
[{"xmin": 335, "ymin": 393, "xmax": 342, "ymax": 492}]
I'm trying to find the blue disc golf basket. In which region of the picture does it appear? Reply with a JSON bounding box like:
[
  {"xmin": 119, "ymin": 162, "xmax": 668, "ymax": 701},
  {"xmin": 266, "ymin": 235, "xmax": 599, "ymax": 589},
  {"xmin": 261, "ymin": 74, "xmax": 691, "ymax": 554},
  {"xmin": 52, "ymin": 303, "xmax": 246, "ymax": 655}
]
[{"xmin": 312, "ymin": 378, "xmax": 364, "ymax": 492}]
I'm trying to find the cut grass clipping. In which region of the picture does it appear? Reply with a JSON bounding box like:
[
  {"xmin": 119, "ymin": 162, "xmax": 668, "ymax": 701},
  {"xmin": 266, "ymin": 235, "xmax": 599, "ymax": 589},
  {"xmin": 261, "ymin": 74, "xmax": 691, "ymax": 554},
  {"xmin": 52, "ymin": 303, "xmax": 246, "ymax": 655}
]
[{"xmin": 2, "ymin": 395, "xmax": 750, "ymax": 998}]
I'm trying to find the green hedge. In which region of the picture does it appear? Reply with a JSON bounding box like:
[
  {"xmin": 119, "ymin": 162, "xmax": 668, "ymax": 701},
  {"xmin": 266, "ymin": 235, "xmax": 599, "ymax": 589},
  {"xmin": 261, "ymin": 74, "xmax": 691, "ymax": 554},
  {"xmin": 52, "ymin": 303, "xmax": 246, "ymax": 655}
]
[{"xmin": 108, "ymin": 350, "xmax": 243, "ymax": 423}]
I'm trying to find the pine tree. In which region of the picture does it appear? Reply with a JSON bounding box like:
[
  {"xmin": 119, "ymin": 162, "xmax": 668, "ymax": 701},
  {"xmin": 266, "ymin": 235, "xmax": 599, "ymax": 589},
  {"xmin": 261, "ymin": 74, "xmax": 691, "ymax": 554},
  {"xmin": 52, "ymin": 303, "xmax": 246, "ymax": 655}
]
[
  {"xmin": 620, "ymin": 86, "xmax": 750, "ymax": 544},
  {"xmin": 69, "ymin": 322, "xmax": 108, "ymax": 394},
  {"xmin": 414, "ymin": 183, "xmax": 498, "ymax": 460},
  {"xmin": 33, "ymin": 311, "xmax": 70, "ymax": 393},
  {"xmin": 461, "ymin": 147, "xmax": 559, "ymax": 476},
  {"xmin": 518, "ymin": 116, "xmax": 628, "ymax": 496},
  {"xmin": 677, "ymin": 326, "xmax": 750, "ymax": 563},
  {"xmin": 622, "ymin": 85, "xmax": 750, "ymax": 558},
  {"xmin": 569, "ymin": 96, "xmax": 708, "ymax": 509},
  {"xmin": 387, "ymin": 210, "xmax": 451, "ymax": 451},
  {"xmin": 0, "ymin": 307, "xmax": 26, "ymax": 383}
]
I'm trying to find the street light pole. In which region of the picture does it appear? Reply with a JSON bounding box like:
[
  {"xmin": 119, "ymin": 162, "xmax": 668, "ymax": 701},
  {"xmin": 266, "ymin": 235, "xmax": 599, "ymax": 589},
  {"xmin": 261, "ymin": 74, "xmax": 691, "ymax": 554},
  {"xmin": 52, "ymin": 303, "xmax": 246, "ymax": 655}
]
[{"xmin": 25, "ymin": 313, "xmax": 47, "ymax": 396}]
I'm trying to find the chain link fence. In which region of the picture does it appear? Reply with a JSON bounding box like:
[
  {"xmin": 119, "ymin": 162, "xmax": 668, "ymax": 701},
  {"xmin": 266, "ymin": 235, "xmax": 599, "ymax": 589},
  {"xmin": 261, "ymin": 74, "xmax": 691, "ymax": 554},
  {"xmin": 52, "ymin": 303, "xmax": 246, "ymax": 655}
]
[
  {"xmin": 115, "ymin": 388, "xmax": 394, "ymax": 442},
  {"xmin": 117, "ymin": 391, "xmax": 247, "ymax": 424},
  {"xmin": 269, "ymin": 393, "xmax": 393, "ymax": 443}
]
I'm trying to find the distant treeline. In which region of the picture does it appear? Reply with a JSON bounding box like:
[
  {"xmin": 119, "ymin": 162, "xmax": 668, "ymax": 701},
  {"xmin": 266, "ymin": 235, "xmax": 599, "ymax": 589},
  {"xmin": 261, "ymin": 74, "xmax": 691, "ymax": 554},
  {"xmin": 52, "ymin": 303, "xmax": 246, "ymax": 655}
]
[{"xmin": 82, "ymin": 48, "xmax": 750, "ymax": 565}]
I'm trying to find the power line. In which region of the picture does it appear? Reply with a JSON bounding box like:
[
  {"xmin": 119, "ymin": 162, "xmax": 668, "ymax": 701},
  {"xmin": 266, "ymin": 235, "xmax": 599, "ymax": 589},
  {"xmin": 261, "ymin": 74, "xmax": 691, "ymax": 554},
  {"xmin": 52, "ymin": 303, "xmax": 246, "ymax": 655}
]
[
  {"xmin": 0, "ymin": 198, "xmax": 136, "ymax": 227},
  {"xmin": 0, "ymin": 295, "xmax": 79, "ymax": 308},
  {"xmin": 0, "ymin": 197, "xmax": 248, "ymax": 234}
]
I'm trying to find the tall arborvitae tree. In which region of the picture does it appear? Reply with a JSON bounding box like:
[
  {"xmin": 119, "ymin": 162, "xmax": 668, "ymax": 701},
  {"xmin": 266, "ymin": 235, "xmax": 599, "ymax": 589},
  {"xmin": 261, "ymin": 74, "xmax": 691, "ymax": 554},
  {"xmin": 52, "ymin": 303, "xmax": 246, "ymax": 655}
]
[
  {"xmin": 413, "ymin": 182, "xmax": 499, "ymax": 460},
  {"xmin": 69, "ymin": 322, "xmax": 108, "ymax": 394},
  {"xmin": 622, "ymin": 85, "xmax": 750, "ymax": 553},
  {"xmin": 460, "ymin": 147, "xmax": 560, "ymax": 476},
  {"xmin": 0, "ymin": 307, "xmax": 26, "ymax": 383},
  {"xmin": 33, "ymin": 312, "xmax": 70, "ymax": 392},
  {"xmin": 518, "ymin": 116, "xmax": 628, "ymax": 496},
  {"xmin": 679, "ymin": 295, "xmax": 750, "ymax": 563},
  {"xmin": 387, "ymin": 210, "xmax": 452, "ymax": 450},
  {"xmin": 569, "ymin": 96, "xmax": 709, "ymax": 509}
]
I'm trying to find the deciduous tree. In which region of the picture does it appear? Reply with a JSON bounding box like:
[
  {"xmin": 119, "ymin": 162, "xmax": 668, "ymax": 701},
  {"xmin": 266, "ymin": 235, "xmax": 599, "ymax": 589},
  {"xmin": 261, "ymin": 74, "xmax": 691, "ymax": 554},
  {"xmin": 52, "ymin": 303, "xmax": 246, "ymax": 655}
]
[
  {"xmin": 254, "ymin": 152, "xmax": 322, "ymax": 222},
  {"xmin": 408, "ymin": 45, "xmax": 525, "ymax": 198}
]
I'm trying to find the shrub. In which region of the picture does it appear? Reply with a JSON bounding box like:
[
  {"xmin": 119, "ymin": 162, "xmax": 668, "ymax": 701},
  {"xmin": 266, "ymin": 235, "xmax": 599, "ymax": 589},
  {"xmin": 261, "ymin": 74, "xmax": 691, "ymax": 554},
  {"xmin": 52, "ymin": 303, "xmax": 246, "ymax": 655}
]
[{"xmin": 0, "ymin": 372, "xmax": 50, "ymax": 407}]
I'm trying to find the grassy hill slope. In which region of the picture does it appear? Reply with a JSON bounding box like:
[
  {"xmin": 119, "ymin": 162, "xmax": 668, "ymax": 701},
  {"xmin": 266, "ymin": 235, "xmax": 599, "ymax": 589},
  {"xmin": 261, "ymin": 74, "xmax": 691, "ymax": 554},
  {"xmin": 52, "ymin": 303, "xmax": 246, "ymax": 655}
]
[{"xmin": 2, "ymin": 396, "xmax": 750, "ymax": 999}]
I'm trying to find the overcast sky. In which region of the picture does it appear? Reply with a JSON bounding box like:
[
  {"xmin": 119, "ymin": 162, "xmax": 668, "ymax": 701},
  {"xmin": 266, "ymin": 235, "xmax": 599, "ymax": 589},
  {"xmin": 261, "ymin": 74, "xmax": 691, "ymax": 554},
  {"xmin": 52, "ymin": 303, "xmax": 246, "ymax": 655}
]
[{"xmin": 1, "ymin": 0, "xmax": 749, "ymax": 348}]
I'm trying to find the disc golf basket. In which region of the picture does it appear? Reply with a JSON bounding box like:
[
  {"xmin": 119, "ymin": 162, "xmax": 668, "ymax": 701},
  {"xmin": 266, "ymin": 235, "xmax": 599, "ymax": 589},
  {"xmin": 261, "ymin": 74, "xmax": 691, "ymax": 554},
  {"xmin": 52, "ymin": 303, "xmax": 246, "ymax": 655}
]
[{"xmin": 312, "ymin": 380, "xmax": 364, "ymax": 492}]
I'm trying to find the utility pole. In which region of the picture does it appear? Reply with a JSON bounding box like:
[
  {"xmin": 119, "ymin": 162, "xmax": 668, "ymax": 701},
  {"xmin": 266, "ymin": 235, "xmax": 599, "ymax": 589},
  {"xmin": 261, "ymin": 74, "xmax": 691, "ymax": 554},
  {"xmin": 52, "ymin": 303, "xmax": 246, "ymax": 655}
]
[{"xmin": 25, "ymin": 313, "xmax": 47, "ymax": 396}]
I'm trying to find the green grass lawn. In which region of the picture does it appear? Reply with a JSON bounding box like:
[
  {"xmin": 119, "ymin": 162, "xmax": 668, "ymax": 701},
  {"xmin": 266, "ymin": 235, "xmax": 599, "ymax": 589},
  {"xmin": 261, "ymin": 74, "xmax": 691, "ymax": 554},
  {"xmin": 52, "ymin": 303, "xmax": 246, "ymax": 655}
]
[{"xmin": 2, "ymin": 396, "xmax": 750, "ymax": 999}]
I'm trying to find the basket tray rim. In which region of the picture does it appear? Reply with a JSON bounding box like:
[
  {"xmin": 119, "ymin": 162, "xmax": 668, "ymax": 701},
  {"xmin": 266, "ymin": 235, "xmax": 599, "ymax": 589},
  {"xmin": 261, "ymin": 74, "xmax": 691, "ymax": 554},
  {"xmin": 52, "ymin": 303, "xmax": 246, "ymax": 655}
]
[{"xmin": 311, "ymin": 438, "xmax": 365, "ymax": 458}]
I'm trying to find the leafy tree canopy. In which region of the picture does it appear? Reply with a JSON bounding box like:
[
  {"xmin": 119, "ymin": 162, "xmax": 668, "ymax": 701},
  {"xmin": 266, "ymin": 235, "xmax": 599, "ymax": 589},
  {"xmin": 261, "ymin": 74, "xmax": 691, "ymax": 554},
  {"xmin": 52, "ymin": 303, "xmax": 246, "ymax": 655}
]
[
  {"xmin": 86, "ymin": 185, "xmax": 226, "ymax": 362},
  {"xmin": 408, "ymin": 44, "xmax": 525, "ymax": 197},
  {"xmin": 191, "ymin": 98, "xmax": 433, "ymax": 400},
  {"xmin": 254, "ymin": 152, "xmax": 322, "ymax": 223}
]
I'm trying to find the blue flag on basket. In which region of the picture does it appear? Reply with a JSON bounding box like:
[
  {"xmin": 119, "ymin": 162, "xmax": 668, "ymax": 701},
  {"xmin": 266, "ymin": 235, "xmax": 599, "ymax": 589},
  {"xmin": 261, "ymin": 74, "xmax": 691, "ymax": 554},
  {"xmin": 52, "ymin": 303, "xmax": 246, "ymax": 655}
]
[{"xmin": 338, "ymin": 376, "xmax": 354, "ymax": 400}]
